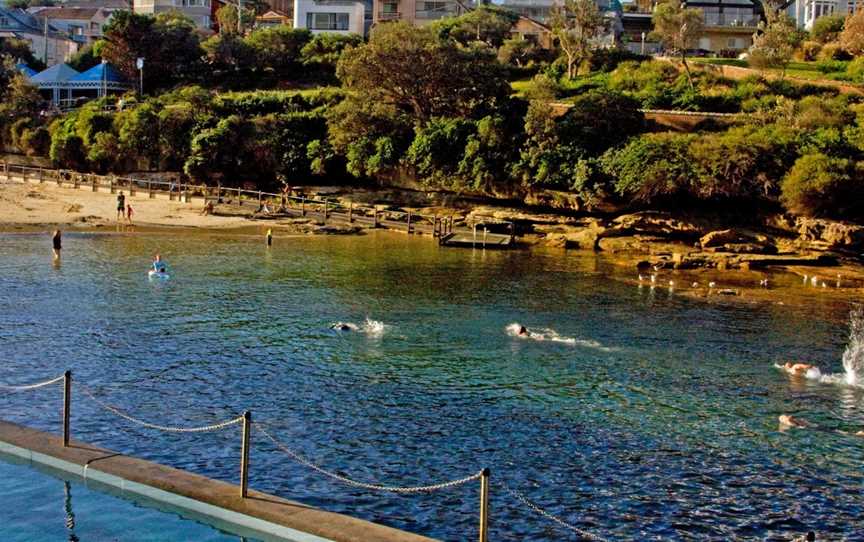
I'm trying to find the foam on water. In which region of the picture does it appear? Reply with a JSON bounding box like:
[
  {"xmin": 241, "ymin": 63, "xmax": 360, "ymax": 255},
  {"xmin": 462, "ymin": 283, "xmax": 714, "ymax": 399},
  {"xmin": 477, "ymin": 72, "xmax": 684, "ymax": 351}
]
[
  {"xmin": 331, "ymin": 319, "xmax": 387, "ymax": 336},
  {"xmin": 775, "ymin": 307, "xmax": 864, "ymax": 387},
  {"xmin": 505, "ymin": 323, "xmax": 617, "ymax": 351}
]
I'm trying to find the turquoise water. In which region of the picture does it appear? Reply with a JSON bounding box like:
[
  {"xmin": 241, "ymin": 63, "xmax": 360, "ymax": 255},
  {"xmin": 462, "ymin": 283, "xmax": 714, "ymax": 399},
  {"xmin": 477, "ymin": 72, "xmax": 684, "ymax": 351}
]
[
  {"xmin": 0, "ymin": 455, "xmax": 251, "ymax": 541},
  {"xmin": 0, "ymin": 230, "xmax": 862, "ymax": 541}
]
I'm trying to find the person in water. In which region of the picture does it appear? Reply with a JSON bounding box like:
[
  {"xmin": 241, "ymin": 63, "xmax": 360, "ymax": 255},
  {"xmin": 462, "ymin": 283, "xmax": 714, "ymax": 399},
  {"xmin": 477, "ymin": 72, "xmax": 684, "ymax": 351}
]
[
  {"xmin": 116, "ymin": 191, "xmax": 126, "ymax": 221},
  {"xmin": 782, "ymin": 362, "xmax": 816, "ymax": 376},
  {"xmin": 331, "ymin": 323, "xmax": 353, "ymax": 331},
  {"xmin": 517, "ymin": 325, "xmax": 531, "ymax": 337},
  {"xmin": 52, "ymin": 229, "xmax": 62, "ymax": 260},
  {"xmin": 152, "ymin": 253, "xmax": 167, "ymax": 273},
  {"xmin": 778, "ymin": 414, "xmax": 810, "ymax": 428}
]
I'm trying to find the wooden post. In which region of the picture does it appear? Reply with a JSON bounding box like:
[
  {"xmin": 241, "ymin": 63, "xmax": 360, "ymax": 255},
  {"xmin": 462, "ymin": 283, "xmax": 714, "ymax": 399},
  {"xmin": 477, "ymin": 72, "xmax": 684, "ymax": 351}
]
[
  {"xmin": 301, "ymin": 196, "xmax": 306, "ymax": 217},
  {"xmin": 348, "ymin": 202, "xmax": 353, "ymax": 223},
  {"xmin": 324, "ymin": 199, "xmax": 329, "ymax": 220},
  {"xmin": 406, "ymin": 211, "xmax": 412, "ymax": 234},
  {"xmin": 509, "ymin": 222, "xmax": 515, "ymax": 243},
  {"xmin": 62, "ymin": 371, "xmax": 71, "ymax": 447},
  {"xmin": 374, "ymin": 209, "xmax": 379, "ymax": 228},
  {"xmin": 73, "ymin": 173, "xmax": 79, "ymax": 189},
  {"xmin": 479, "ymin": 468, "xmax": 490, "ymax": 542},
  {"xmin": 240, "ymin": 411, "xmax": 251, "ymax": 498},
  {"xmin": 148, "ymin": 181, "xmax": 154, "ymax": 199},
  {"xmin": 473, "ymin": 224, "xmax": 477, "ymax": 248},
  {"xmin": 129, "ymin": 179, "xmax": 136, "ymax": 197},
  {"xmin": 109, "ymin": 177, "xmax": 115, "ymax": 194},
  {"xmin": 91, "ymin": 175, "xmax": 97, "ymax": 192},
  {"xmin": 258, "ymin": 191, "xmax": 262, "ymax": 206},
  {"xmin": 237, "ymin": 188, "xmax": 242, "ymax": 206},
  {"xmin": 483, "ymin": 226, "xmax": 488, "ymax": 248},
  {"xmin": 39, "ymin": 168, "xmax": 44, "ymax": 183}
]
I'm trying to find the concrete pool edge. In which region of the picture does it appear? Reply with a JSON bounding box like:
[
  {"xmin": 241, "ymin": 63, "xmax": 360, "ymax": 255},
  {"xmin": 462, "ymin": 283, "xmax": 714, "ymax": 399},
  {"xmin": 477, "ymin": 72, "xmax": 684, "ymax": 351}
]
[{"xmin": 0, "ymin": 420, "xmax": 437, "ymax": 542}]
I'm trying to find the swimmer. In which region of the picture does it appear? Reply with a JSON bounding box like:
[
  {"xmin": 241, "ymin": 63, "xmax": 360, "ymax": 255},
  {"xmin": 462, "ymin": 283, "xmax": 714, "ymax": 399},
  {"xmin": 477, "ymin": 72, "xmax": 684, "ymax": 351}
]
[
  {"xmin": 152, "ymin": 253, "xmax": 167, "ymax": 273},
  {"xmin": 518, "ymin": 325, "xmax": 530, "ymax": 337},
  {"xmin": 330, "ymin": 322, "xmax": 355, "ymax": 331},
  {"xmin": 778, "ymin": 414, "xmax": 810, "ymax": 428},
  {"xmin": 782, "ymin": 362, "xmax": 816, "ymax": 376}
]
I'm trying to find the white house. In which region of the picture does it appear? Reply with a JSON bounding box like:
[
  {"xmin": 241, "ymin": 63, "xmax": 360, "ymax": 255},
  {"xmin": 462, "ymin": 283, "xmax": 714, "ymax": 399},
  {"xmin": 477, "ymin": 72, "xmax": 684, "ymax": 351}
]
[
  {"xmin": 293, "ymin": 0, "xmax": 365, "ymax": 34},
  {"xmin": 791, "ymin": 0, "xmax": 861, "ymax": 30},
  {"xmin": 0, "ymin": 8, "xmax": 78, "ymax": 66}
]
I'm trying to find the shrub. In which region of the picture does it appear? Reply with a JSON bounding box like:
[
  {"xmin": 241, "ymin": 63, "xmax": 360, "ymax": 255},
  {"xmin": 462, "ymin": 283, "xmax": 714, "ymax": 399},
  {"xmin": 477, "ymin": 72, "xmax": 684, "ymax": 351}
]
[
  {"xmin": 846, "ymin": 56, "xmax": 864, "ymax": 82},
  {"xmin": 607, "ymin": 60, "xmax": 680, "ymax": 108},
  {"xmin": 781, "ymin": 153, "xmax": 863, "ymax": 218},
  {"xmin": 20, "ymin": 126, "xmax": 50, "ymax": 156},
  {"xmin": 405, "ymin": 117, "xmax": 476, "ymax": 182},
  {"xmin": 810, "ymin": 15, "xmax": 845, "ymax": 44},
  {"xmin": 799, "ymin": 40, "xmax": 823, "ymax": 61},
  {"xmin": 212, "ymin": 89, "xmax": 345, "ymax": 116},
  {"xmin": 818, "ymin": 42, "xmax": 852, "ymax": 61},
  {"xmin": 601, "ymin": 132, "xmax": 697, "ymax": 204}
]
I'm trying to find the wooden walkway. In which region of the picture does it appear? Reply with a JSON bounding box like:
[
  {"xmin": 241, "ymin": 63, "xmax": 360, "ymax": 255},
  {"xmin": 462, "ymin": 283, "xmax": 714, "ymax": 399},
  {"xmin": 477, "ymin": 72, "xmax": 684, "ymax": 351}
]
[{"xmin": 0, "ymin": 162, "xmax": 516, "ymax": 249}]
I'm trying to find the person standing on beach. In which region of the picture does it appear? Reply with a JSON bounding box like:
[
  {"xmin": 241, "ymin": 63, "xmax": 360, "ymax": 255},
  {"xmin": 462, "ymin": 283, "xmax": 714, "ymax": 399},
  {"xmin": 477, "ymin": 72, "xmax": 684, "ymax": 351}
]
[
  {"xmin": 266, "ymin": 228, "xmax": 273, "ymax": 246},
  {"xmin": 116, "ymin": 191, "xmax": 125, "ymax": 221},
  {"xmin": 52, "ymin": 229, "xmax": 61, "ymax": 260},
  {"xmin": 126, "ymin": 203, "xmax": 134, "ymax": 223}
]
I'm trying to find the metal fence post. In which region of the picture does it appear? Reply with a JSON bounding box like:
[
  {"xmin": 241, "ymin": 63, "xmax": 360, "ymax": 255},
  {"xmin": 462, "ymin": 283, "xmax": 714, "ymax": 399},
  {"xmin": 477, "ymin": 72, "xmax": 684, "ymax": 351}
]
[
  {"xmin": 63, "ymin": 370, "xmax": 72, "ymax": 447},
  {"xmin": 479, "ymin": 468, "xmax": 490, "ymax": 542},
  {"xmin": 240, "ymin": 411, "xmax": 251, "ymax": 498}
]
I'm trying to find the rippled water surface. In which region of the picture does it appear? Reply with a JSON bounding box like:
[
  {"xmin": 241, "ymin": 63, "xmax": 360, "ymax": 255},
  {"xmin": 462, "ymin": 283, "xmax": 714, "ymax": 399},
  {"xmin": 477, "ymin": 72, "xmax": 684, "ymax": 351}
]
[
  {"xmin": 0, "ymin": 454, "xmax": 249, "ymax": 541},
  {"xmin": 1, "ymin": 230, "xmax": 862, "ymax": 541}
]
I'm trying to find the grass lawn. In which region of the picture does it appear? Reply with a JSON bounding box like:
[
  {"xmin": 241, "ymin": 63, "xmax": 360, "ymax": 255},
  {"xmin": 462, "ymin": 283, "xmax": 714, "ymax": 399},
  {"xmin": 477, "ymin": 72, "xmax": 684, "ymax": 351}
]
[
  {"xmin": 695, "ymin": 57, "xmax": 859, "ymax": 84},
  {"xmin": 511, "ymin": 78, "xmax": 536, "ymax": 97}
]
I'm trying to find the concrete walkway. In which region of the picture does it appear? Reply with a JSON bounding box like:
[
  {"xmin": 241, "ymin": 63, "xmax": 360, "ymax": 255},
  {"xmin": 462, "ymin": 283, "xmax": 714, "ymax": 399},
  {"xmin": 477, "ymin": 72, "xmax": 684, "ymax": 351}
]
[{"xmin": 0, "ymin": 420, "xmax": 437, "ymax": 542}]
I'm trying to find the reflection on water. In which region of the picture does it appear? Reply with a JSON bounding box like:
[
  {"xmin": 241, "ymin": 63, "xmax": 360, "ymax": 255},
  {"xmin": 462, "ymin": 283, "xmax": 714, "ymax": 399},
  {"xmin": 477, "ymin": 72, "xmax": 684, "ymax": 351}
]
[{"xmin": 0, "ymin": 230, "xmax": 862, "ymax": 541}]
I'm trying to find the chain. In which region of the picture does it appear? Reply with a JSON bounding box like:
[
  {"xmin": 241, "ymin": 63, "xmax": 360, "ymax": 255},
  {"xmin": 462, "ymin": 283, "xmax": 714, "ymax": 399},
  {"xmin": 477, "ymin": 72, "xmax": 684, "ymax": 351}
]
[
  {"xmin": 0, "ymin": 374, "xmax": 65, "ymax": 391},
  {"xmin": 501, "ymin": 482, "xmax": 609, "ymax": 542},
  {"xmin": 80, "ymin": 385, "xmax": 243, "ymax": 433},
  {"xmin": 257, "ymin": 425, "xmax": 482, "ymax": 494}
]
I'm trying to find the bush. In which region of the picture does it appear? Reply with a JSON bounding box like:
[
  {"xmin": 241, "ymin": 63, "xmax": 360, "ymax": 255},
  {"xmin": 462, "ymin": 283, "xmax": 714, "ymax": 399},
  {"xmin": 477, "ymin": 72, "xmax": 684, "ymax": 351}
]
[
  {"xmin": 846, "ymin": 56, "xmax": 864, "ymax": 82},
  {"xmin": 799, "ymin": 40, "xmax": 823, "ymax": 61},
  {"xmin": 212, "ymin": 89, "xmax": 345, "ymax": 116},
  {"xmin": 589, "ymin": 48, "xmax": 646, "ymax": 73},
  {"xmin": 781, "ymin": 153, "xmax": 863, "ymax": 218},
  {"xmin": 20, "ymin": 126, "xmax": 50, "ymax": 156},
  {"xmin": 818, "ymin": 42, "xmax": 852, "ymax": 61},
  {"xmin": 601, "ymin": 132, "xmax": 697, "ymax": 204},
  {"xmin": 608, "ymin": 60, "xmax": 680, "ymax": 108},
  {"xmin": 810, "ymin": 15, "xmax": 845, "ymax": 44}
]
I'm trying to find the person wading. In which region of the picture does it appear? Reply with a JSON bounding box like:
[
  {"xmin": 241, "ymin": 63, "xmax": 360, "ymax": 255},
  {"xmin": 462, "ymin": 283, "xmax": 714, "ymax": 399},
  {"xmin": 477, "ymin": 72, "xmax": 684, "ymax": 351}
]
[{"xmin": 52, "ymin": 229, "xmax": 62, "ymax": 260}]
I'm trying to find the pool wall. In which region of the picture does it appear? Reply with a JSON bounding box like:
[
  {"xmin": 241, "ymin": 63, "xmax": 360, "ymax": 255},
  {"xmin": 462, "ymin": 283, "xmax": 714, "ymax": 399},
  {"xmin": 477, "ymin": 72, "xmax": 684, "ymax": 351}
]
[{"xmin": 0, "ymin": 419, "xmax": 437, "ymax": 542}]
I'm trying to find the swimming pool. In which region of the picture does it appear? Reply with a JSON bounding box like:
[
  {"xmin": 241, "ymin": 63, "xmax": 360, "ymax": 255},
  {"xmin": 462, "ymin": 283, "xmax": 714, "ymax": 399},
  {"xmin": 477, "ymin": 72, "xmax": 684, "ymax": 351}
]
[
  {"xmin": 0, "ymin": 229, "xmax": 862, "ymax": 540},
  {"xmin": 0, "ymin": 454, "xmax": 256, "ymax": 541}
]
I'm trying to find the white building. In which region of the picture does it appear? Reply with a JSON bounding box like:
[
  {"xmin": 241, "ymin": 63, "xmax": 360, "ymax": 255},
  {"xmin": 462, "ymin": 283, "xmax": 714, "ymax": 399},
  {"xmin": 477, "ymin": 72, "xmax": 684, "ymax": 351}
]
[
  {"xmin": 791, "ymin": 0, "xmax": 861, "ymax": 30},
  {"xmin": 133, "ymin": 0, "xmax": 213, "ymax": 31},
  {"xmin": 0, "ymin": 8, "xmax": 79, "ymax": 66},
  {"xmin": 293, "ymin": 0, "xmax": 365, "ymax": 34}
]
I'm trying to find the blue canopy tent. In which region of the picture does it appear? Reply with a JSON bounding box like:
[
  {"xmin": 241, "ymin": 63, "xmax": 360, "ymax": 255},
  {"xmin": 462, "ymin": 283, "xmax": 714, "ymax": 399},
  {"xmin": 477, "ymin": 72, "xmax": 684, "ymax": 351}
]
[
  {"xmin": 16, "ymin": 63, "xmax": 37, "ymax": 77},
  {"xmin": 30, "ymin": 62, "xmax": 132, "ymax": 106},
  {"xmin": 29, "ymin": 63, "xmax": 80, "ymax": 106}
]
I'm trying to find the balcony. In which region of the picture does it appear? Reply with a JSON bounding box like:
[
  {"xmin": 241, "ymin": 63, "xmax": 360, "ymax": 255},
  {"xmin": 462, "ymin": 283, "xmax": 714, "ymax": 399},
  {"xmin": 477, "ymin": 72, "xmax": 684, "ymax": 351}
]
[{"xmin": 378, "ymin": 11, "xmax": 403, "ymax": 19}]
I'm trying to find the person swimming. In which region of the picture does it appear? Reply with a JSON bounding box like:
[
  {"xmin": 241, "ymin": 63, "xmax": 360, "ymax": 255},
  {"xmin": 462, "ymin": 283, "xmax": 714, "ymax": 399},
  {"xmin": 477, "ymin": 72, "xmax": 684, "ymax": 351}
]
[
  {"xmin": 782, "ymin": 362, "xmax": 816, "ymax": 376},
  {"xmin": 778, "ymin": 414, "xmax": 810, "ymax": 428},
  {"xmin": 152, "ymin": 253, "xmax": 167, "ymax": 273},
  {"xmin": 518, "ymin": 325, "xmax": 530, "ymax": 337},
  {"xmin": 330, "ymin": 322, "xmax": 356, "ymax": 331}
]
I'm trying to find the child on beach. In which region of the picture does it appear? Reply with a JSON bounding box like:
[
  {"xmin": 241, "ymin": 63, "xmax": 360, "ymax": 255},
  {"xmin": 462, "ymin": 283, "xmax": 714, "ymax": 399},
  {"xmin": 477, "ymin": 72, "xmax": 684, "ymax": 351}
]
[{"xmin": 126, "ymin": 203, "xmax": 133, "ymax": 223}]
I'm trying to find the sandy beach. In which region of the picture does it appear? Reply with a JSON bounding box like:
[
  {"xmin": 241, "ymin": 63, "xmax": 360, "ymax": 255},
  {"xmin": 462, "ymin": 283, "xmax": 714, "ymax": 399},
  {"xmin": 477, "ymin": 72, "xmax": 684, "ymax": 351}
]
[{"xmin": 0, "ymin": 179, "xmax": 261, "ymax": 230}]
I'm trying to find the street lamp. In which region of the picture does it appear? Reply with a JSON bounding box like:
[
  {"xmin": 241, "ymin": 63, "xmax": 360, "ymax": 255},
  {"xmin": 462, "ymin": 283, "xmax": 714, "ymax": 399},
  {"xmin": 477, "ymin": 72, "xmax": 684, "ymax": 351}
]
[{"xmin": 136, "ymin": 57, "xmax": 144, "ymax": 97}]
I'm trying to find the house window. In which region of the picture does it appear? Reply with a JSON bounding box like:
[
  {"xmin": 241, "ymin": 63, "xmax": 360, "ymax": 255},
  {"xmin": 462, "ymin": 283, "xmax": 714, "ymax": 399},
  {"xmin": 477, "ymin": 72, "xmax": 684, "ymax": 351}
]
[
  {"xmin": 202, "ymin": 15, "xmax": 211, "ymax": 27},
  {"xmin": 306, "ymin": 12, "xmax": 349, "ymax": 30},
  {"xmin": 0, "ymin": 16, "xmax": 10, "ymax": 27},
  {"xmin": 382, "ymin": 1, "xmax": 398, "ymax": 13}
]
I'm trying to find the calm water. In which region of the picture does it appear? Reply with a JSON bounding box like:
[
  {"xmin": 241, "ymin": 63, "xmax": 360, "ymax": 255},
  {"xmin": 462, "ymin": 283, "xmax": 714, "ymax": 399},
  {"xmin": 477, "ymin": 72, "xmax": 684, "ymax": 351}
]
[
  {"xmin": 0, "ymin": 454, "xmax": 251, "ymax": 541},
  {"xmin": 0, "ymin": 230, "xmax": 862, "ymax": 541}
]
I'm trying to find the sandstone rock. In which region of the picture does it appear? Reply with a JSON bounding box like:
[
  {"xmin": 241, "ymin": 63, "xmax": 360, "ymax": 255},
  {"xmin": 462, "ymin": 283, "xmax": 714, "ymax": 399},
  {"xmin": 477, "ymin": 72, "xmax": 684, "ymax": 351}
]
[
  {"xmin": 700, "ymin": 229, "xmax": 745, "ymax": 248},
  {"xmin": 313, "ymin": 224, "xmax": 362, "ymax": 235},
  {"xmin": 607, "ymin": 211, "xmax": 702, "ymax": 240},
  {"xmin": 712, "ymin": 243, "xmax": 778, "ymax": 255},
  {"xmin": 796, "ymin": 217, "xmax": 864, "ymax": 252},
  {"xmin": 64, "ymin": 203, "xmax": 82, "ymax": 213}
]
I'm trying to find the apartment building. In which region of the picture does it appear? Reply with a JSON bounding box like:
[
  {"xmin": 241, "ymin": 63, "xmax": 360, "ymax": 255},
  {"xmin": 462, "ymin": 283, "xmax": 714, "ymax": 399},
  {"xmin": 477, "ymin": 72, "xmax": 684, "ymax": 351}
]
[
  {"xmin": 0, "ymin": 8, "xmax": 79, "ymax": 66},
  {"xmin": 686, "ymin": 0, "xmax": 758, "ymax": 53},
  {"xmin": 372, "ymin": 0, "xmax": 468, "ymax": 25},
  {"xmin": 294, "ymin": 0, "xmax": 365, "ymax": 34},
  {"xmin": 133, "ymin": 0, "xmax": 213, "ymax": 30},
  {"xmin": 27, "ymin": 6, "xmax": 116, "ymax": 44}
]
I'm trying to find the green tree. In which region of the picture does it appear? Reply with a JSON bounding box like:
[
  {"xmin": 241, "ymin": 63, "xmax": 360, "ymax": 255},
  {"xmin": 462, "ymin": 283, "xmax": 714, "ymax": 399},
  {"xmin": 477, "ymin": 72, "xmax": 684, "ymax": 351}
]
[
  {"xmin": 781, "ymin": 153, "xmax": 863, "ymax": 218},
  {"xmin": 601, "ymin": 132, "xmax": 697, "ymax": 204},
  {"xmin": 184, "ymin": 115, "xmax": 253, "ymax": 184},
  {"xmin": 433, "ymin": 5, "xmax": 520, "ymax": 48},
  {"xmin": 651, "ymin": 0, "xmax": 704, "ymax": 89},
  {"xmin": 201, "ymin": 33, "xmax": 256, "ymax": 80},
  {"xmin": 549, "ymin": 0, "xmax": 605, "ymax": 79},
  {"xmin": 749, "ymin": 10, "xmax": 804, "ymax": 77},
  {"xmin": 0, "ymin": 37, "xmax": 45, "ymax": 71},
  {"xmin": 101, "ymin": 11, "xmax": 203, "ymax": 92},
  {"xmin": 68, "ymin": 41, "xmax": 103, "ymax": 72},
  {"xmin": 336, "ymin": 22, "xmax": 511, "ymax": 124},
  {"xmin": 244, "ymin": 26, "xmax": 311, "ymax": 76},
  {"xmin": 216, "ymin": 3, "xmax": 257, "ymax": 34},
  {"xmin": 115, "ymin": 104, "xmax": 161, "ymax": 168},
  {"xmin": 300, "ymin": 33, "xmax": 362, "ymax": 74},
  {"xmin": 87, "ymin": 132, "xmax": 120, "ymax": 172}
]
